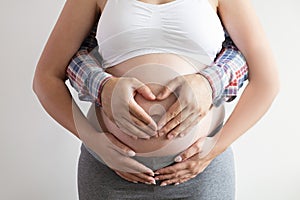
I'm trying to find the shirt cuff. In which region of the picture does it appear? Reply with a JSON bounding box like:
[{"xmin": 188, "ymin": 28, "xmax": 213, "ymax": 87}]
[
  {"xmin": 86, "ymin": 71, "xmax": 113, "ymax": 107},
  {"xmin": 198, "ymin": 64, "xmax": 228, "ymax": 107}
]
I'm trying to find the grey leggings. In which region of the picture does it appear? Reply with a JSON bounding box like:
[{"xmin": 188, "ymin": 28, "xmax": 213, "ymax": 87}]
[{"xmin": 77, "ymin": 144, "xmax": 235, "ymax": 200}]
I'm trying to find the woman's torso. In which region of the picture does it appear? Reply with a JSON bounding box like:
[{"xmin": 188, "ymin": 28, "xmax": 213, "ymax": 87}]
[{"xmin": 87, "ymin": 0, "xmax": 225, "ymax": 157}]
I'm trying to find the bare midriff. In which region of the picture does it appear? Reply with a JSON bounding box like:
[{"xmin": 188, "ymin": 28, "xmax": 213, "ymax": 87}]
[{"xmin": 88, "ymin": 54, "xmax": 225, "ymax": 157}]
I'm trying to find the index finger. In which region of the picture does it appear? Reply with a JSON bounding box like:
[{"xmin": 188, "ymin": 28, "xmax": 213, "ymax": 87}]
[
  {"xmin": 128, "ymin": 99, "xmax": 157, "ymax": 132},
  {"xmin": 116, "ymin": 156, "xmax": 155, "ymax": 176},
  {"xmin": 157, "ymin": 99, "xmax": 186, "ymax": 131},
  {"xmin": 154, "ymin": 161, "xmax": 188, "ymax": 175},
  {"xmin": 115, "ymin": 170, "xmax": 155, "ymax": 184},
  {"xmin": 175, "ymin": 137, "xmax": 206, "ymax": 162}
]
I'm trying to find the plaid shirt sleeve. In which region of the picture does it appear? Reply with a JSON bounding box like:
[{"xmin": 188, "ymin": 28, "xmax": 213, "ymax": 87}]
[
  {"xmin": 199, "ymin": 33, "xmax": 249, "ymax": 106},
  {"xmin": 66, "ymin": 20, "xmax": 112, "ymax": 106}
]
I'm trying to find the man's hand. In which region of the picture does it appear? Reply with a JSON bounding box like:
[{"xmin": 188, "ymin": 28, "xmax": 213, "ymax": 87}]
[
  {"xmin": 85, "ymin": 132, "xmax": 156, "ymax": 184},
  {"xmin": 101, "ymin": 77, "xmax": 157, "ymax": 139},
  {"xmin": 153, "ymin": 136, "xmax": 222, "ymax": 186},
  {"xmin": 156, "ymin": 74, "xmax": 213, "ymax": 139}
]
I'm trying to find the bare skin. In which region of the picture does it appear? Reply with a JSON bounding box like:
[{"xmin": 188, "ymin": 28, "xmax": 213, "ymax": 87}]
[
  {"xmin": 33, "ymin": 0, "xmax": 279, "ymax": 187},
  {"xmin": 97, "ymin": 56, "xmax": 220, "ymax": 154}
]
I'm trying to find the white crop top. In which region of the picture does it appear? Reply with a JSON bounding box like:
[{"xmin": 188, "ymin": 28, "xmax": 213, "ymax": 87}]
[{"xmin": 97, "ymin": 0, "xmax": 225, "ymax": 68}]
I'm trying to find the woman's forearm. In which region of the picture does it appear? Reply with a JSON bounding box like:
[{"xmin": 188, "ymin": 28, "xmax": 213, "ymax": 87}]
[
  {"xmin": 208, "ymin": 41, "xmax": 280, "ymax": 158},
  {"xmin": 207, "ymin": 0, "xmax": 280, "ymax": 157},
  {"xmin": 209, "ymin": 40, "xmax": 279, "ymax": 157},
  {"xmin": 210, "ymin": 79, "xmax": 278, "ymax": 157},
  {"xmin": 32, "ymin": 0, "xmax": 101, "ymax": 139},
  {"xmin": 32, "ymin": 71, "xmax": 96, "ymax": 140}
]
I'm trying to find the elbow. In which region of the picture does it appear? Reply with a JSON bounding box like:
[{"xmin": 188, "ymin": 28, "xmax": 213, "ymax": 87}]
[
  {"xmin": 32, "ymin": 68, "xmax": 45, "ymax": 99},
  {"xmin": 32, "ymin": 73, "xmax": 39, "ymax": 95},
  {"xmin": 259, "ymin": 68, "xmax": 281, "ymax": 100},
  {"xmin": 271, "ymin": 73, "xmax": 281, "ymax": 99},
  {"xmin": 273, "ymin": 83, "xmax": 280, "ymax": 103},
  {"xmin": 250, "ymin": 74, "xmax": 280, "ymax": 103},
  {"xmin": 264, "ymin": 76, "xmax": 280, "ymax": 102},
  {"xmin": 273, "ymin": 80, "xmax": 280, "ymax": 97},
  {"xmin": 32, "ymin": 71, "xmax": 39, "ymax": 96},
  {"xmin": 32, "ymin": 68, "xmax": 41, "ymax": 96},
  {"xmin": 268, "ymin": 83, "xmax": 280, "ymax": 103}
]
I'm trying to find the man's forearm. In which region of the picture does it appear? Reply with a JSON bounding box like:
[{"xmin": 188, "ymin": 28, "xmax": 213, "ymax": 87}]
[
  {"xmin": 66, "ymin": 18, "xmax": 113, "ymax": 106},
  {"xmin": 67, "ymin": 47, "xmax": 112, "ymax": 106},
  {"xmin": 199, "ymin": 34, "xmax": 248, "ymax": 106}
]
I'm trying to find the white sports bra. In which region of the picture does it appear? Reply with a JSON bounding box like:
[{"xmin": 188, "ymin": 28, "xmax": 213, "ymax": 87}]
[{"xmin": 97, "ymin": 0, "xmax": 225, "ymax": 68}]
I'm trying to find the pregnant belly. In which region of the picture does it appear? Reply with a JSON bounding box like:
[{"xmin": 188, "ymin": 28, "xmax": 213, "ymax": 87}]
[{"xmin": 91, "ymin": 54, "xmax": 225, "ymax": 157}]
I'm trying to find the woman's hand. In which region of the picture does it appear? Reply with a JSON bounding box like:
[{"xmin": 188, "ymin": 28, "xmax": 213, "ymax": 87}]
[
  {"xmin": 114, "ymin": 170, "xmax": 156, "ymax": 185},
  {"xmin": 101, "ymin": 77, "xmax": 158, "ymax": 139},
  {"xmin": 154, "ymin": 136, "xmax": 224, "ymax": 186},
  {"xmin": 156, "ymin": 74, "xmax": 213, "ymax": 139},
  {"xmin": 84, "ymin": 131, "xmax": 156, "ymax": 184}
]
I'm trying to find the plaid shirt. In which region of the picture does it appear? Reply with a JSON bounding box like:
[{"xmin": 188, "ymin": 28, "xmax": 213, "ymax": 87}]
[{"xmin": 67, "ymin": 22, "xmax": 248, "ymax": 107}]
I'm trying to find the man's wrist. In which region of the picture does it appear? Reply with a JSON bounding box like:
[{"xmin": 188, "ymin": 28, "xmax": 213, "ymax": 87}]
[
  {"xmin": 197, "ymin": 73, "xmax": 214, "ymax": 97},
  {"xmin": 196, "ymin": 73, "xmax": 213, "ymax": 99},
  {"xmin": 198, "ymin": 65, "xmax": 227, "ymax": 107},
  {"xmin": 96, "ymin": 75, "xmax": 115, "ymax": 107}
]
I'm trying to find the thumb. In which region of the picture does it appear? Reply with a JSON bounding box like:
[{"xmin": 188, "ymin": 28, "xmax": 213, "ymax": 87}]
[
  {"xmin": 174, "ymin": 137, "xmax": 206, "ymax": 162},
  {"xmin": 156, "ymin": 76, "xmax": 182, "ymax": 100},
  {"xmin": 131, "ymin": 78, "xmax": 156, "ymax": 100}
]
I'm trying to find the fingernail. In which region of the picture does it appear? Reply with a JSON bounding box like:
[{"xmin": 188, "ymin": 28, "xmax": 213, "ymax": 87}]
[
  {"xmin": 174, "ymin": 182, "xmax": 179, "ymax": 186},
  {"xmin": 148, "ymin": 172, "xmax": 155, "ymax": 176},
  {"xmin": 151, "ymin": 129, "xmax": 157, "ymax": 134},
  {"xmin": 148, "ymin": 177, "xmax": 155, "ymax": 181},
  {"xmin": 154, "ymin": 171, "xmax": 160, "ymax": 175},
  {"xmin": 145, "ymin": 182, "xmax": 151, "ymax": 185},
  {"xmin": 155, "ymin": 177, "xmax": 159, "ymax": 180},
  {"xmin": 144, "ymin": 136, "xmax": 150, "ymax": 140},
  {"xmin": 156, "ymin": 93, "xmax": 162, "ymax": 99},
  {"xmin": 174, "ymin": 156, "xmax": 182, "ymax": 162},
  {"xmin": 132, "ymin": 136, "xmax": 138, "ymax": 140},
  {"xmin": 160, "ymin": 183, "xmax": 167, "ymax": 186},
  {"xmin": 151, "ymin": 180, "xmax": 156, "ymax": 185},
  {"xmin": 179, "ymin": 133, "xmax": 184, "ymax": 137},
  {"xmin": 157, "ymin": 124, "xmax": 163, "ymax": 130},
  {"xmin": 133, "ymin": 181, "xmax": 138, "ymax": 184},
  {"xmin": 167, "ymin": 134, "xmax": 174, "ymax": 140},
  {"xmin": 149, "ymin": 125, "xmax": 156, "ymax": 131},
  {"xmin": 158, "ymin": 130, "xmax": 164, "ymax": 136},
  {"xmin": 128, "ymin": 150, "xmax": 136, "ymax": 157}
]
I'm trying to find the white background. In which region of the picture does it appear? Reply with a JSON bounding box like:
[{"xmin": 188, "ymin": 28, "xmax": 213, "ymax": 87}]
[{"xmin": 1, "ymin": 0, "xmax": 299, "ymax": 199}]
